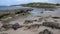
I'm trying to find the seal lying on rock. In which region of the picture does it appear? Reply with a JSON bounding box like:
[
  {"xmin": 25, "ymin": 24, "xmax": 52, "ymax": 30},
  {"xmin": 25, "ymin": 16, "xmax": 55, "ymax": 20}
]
[
  {"xmin": 39, "ymin": 29, "xmax": 53, "ymax": 34},
  {"xmin": 42, "ymin": 22, "xmax": 60, "ymax": 29}
]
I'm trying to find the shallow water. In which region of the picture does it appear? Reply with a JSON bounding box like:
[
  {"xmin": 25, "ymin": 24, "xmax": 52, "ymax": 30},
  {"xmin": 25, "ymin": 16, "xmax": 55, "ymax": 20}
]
[{"xmin": 0, "ymin": 6, "xmax": 30, "ymax": 11}]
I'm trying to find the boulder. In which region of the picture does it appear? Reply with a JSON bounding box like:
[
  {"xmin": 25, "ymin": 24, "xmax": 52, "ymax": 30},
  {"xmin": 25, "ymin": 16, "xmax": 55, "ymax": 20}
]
[
  {"xmin": 12, "ymin": 23, "xmax": 22, "ymax": 30},
  {"xmin": 39, "ymin": 29, "xmax": 53, "ymax": 34}
]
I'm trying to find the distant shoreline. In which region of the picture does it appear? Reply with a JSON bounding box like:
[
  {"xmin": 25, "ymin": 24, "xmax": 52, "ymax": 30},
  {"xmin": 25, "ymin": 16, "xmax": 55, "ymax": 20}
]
[{"xmin": 12, "ymin": 2, "xmax": 60, "ymax": 8}]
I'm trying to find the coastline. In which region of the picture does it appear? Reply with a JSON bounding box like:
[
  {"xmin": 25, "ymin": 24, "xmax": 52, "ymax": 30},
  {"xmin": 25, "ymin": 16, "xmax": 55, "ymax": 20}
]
[{"xmin": 0, "ymin": 6, "xmax": 60, "ymax": 34}]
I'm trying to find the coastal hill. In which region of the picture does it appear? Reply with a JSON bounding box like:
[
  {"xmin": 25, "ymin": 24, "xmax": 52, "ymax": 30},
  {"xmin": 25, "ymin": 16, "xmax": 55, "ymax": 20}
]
[{"xmin": 13, "ymin": 2, "xmax": 60, "ymax": 8}]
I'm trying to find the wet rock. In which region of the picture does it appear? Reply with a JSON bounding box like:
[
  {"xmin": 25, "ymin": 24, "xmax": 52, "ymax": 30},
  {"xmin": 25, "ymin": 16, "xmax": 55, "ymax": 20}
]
[
  {"xmin": 12, "ymin": 23, "xmax": 22, "ymax": 30},
  {"xmin": 24, "ymin": 20, "xmax": 33, "ymax": 24},
  {"xmin": 39, "ymin": 29, "xmax": 53, "ymax": 34},
  {"xmin": 52, "ymin": 17, "xmax": 60, "ymax": 19},
  {"xmin": 26, "ymin": 24, "xmax": 41, "ymax": 29},
  {"xmin": 42, "ymin": 22, "xmax": 60, "ymax": 29}
]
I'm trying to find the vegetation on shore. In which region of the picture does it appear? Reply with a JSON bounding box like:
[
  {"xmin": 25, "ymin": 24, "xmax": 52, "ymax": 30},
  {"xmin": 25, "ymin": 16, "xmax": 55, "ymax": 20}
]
[{"xmin": 13, "ymin": 2, "xmax": 60, "ymax": 8}]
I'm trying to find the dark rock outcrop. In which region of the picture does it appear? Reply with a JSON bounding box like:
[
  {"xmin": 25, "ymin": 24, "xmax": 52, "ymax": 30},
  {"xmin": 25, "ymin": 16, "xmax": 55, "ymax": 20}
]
[
  {"xmin": 42, "ymin": 22, "xmax": 60, "ymax": 29},
  {"xmin": 39, "ymin": 29, "xmax": 53, "ymax": 34},
  {"xmin": 12, "ymin": 23, "xmax": 22, "ymax": 30},
  {"xmin": 0, "ymin": 8, "xmax": 33, "ymax": 20},
  {"xmin": 52, "ymin": 17, "xmax": 60, "ymax": 19}
]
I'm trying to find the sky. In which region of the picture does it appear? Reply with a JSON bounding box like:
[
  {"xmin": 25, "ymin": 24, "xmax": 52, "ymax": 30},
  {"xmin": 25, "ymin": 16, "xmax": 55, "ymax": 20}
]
[{"xmin": 0, "ymin": 0, "xmax": 60, "ymax": 6}]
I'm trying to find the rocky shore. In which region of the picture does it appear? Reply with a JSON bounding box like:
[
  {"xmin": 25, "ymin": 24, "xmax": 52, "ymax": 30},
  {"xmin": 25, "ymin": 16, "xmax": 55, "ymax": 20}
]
[
  {"xmin": 0, "ymin": 6, "xmax": 60, "ymax": 34},
  {"xmin": 0, "ymin": 8, "xmax": 33, "ymax": 21},
  {"xmin": 0, "ymin": 14, "xmax": 60, "ymax": 34}
]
